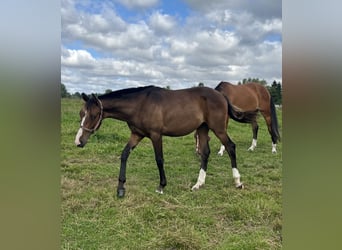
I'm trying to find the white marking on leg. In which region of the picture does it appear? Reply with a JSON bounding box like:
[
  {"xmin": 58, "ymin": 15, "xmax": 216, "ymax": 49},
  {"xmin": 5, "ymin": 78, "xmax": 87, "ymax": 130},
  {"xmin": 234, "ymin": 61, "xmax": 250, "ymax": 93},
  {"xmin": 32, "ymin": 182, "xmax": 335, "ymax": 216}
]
[
  {"xmin": 272, "ymin": 143, "xmax": 277, "ymax": 153},
  {"xmin": 232, "ymin": 168, "xmax": 243, "ymax": 188},
  {"xmin": 248, "ymin": 139, "xmax": 257, "ymax": 151},
  {"xmin": 191, "ymin": 169, "xmax": 206, "ymax": 190},
  {"xmin": 218, "ymin": 144, "xmax": 225, "ymax": 156},
  {"xmin": 155, "ymin": 189, "xmax": 164, "ymax": 194},
  {"xmin": 195, "ymin": 134, "xmax": 199, "ymax": 153}
]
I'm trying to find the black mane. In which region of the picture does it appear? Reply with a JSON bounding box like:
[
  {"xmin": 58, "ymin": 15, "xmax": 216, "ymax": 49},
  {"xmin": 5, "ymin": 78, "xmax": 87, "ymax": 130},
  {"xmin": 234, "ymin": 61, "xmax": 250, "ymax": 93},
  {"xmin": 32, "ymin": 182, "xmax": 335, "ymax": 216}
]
[{"xmin": 100, "ymin": 85, "xmax": 159, "ymax": 100}]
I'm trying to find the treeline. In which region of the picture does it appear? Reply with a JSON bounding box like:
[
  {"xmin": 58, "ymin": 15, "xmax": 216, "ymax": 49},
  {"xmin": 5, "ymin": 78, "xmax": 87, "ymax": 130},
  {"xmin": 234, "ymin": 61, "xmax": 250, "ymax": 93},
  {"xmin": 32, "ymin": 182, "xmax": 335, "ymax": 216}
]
[
  {"xmin": 61, "ymin": 79, "xmax": 282, "ymax": 105},
  {"xmin": 239, "ymin": 78, "xmax": 282, "ymax": 105}
]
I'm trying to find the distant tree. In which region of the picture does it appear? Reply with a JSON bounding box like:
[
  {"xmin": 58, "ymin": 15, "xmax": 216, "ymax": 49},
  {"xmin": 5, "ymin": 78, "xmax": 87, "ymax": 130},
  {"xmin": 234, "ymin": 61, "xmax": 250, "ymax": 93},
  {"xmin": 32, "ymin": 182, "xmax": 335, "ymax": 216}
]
[
  {"xmin": 242, "ymin": 78, "xmax": 267, "ymax": 85},
  {"xmin": 165, "ymin": 85, "xmax": 171, "ymax": 90},
  {"xmin": 61, "ymin": 83, "xmax": 70, "ymax": 98},
  {"xmin": 259, "ymin": 79, "xmax": 267, "ymax": 85},
  {"xmin": 198, "ymin": 82, "xmax": 205, "ymax": 87},
  {"xmin": 267, "ymin": 80, "xmax": 282, "ymax": 105},
  {"xmin": 72, "ymin": 92, "xmax": 81, "ymax": 98},
  {"xmin": 105, "ymin": 89, "xmax": 112, "ymax": 94}
]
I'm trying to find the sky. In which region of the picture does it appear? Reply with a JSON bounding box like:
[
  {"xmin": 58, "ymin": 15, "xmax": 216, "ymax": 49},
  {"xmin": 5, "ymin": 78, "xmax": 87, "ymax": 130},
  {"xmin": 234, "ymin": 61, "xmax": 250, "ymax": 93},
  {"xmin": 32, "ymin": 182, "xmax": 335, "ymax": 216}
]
[{"xmin": 61, "ymin": 0, "xmax": 282, "ymax": 94}]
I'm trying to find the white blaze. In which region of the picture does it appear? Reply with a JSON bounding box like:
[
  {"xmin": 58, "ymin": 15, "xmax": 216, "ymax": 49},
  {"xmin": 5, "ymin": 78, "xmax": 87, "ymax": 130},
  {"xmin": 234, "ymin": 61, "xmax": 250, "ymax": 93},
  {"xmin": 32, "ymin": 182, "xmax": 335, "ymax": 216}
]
[
  {"xmin": 75, "ymin": 115, "xmax": 86, "ymax": 145},
  {"xmin": 75, "ymin": 128, "xmax": 83, "ymax": 145}
]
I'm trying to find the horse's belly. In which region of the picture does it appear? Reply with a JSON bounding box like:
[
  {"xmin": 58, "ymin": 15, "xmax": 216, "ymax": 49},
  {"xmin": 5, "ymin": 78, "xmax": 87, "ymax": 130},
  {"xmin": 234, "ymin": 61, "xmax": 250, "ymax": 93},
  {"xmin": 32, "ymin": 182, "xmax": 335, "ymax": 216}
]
[{"xmin": 162, "ymin": 116, "xmax": 202, "ymax": 137}]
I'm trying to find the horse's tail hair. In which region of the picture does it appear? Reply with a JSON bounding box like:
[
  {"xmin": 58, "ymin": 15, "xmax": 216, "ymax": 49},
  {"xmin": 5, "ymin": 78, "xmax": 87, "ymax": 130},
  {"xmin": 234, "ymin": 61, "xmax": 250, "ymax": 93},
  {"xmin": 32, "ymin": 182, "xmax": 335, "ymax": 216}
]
[
  {"xmin": 270, "ymin": 96, "xmax": 281, "ymax": 142},
  {"xmin": 225, "ymin": 96, "xmax": 258, "ymax": 124}
]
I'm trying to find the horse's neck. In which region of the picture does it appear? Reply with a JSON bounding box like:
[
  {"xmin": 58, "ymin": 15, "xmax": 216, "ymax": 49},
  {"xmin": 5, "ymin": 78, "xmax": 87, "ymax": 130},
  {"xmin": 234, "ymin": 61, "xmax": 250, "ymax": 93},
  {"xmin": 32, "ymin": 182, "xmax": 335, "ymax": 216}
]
[{"xmin": 100, "ymin": 97, "xmax": 137, "ymax": 121}]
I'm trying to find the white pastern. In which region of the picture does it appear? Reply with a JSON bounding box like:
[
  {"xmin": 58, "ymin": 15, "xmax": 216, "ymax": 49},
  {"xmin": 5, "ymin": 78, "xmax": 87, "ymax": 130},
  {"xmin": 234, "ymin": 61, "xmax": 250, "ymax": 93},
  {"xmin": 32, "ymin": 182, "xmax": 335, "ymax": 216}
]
[
  {"xmin": 218, "ymin": 145, "xmax": 225, "ymax": 156},
  {"xmin": 272, "ymin": 143, "xmax": 277, "ymax": 153},
  {"xmin": 191, "ymin": 169, "xmax": 206, "ymax": 190},
  {"xmin": 247, "ymin": 139, "xmax": 257, "ymax": 151},
  {"xmin": 75, "ymin": 128, "xmax": 83, "ymax": 145},
  {"xmin": 232, "ymin": 168, "xmax": 242, "ymax": 187},
  {"xmin": 155, "ymin": 189, "xmax": 164, "ymax": 194}
]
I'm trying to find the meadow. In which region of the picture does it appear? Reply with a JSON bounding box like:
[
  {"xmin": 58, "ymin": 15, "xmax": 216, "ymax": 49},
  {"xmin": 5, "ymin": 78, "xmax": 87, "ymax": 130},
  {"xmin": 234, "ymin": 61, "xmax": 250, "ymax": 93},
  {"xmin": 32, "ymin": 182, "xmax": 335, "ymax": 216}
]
[{"xmin": 61, "ymin": 97, "xmax": 282, "ymax": 249}]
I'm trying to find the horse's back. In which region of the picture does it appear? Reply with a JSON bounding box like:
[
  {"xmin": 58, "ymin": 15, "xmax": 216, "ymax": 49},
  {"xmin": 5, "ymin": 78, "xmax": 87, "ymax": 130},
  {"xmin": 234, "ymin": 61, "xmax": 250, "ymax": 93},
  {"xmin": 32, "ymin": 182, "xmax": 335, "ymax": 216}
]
[
  {"xmin": 153, "ymin": 86, "xmax": 227, "ymax": 109},
  {"xmin": 216, "ymin": 81, "xmax": 270, "ymax": 111}
]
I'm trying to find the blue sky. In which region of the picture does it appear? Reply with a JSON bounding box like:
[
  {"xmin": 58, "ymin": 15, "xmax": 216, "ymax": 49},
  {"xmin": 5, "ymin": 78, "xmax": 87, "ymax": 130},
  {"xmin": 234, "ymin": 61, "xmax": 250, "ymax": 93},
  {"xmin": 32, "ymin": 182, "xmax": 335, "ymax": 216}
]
[{"xmin": 62, "ymin": 0, "xmax": 282, "ymax": 94}]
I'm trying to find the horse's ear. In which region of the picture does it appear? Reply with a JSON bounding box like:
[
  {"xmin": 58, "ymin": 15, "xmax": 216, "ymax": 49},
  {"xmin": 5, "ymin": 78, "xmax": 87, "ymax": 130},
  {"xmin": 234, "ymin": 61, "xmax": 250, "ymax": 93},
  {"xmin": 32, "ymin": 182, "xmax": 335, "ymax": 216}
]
[
  {"xmin": 81, "ymin": 93, "xmax": 89, "ymax": 102},
  {"xmin": 91, "ymin": 93, "xmax": 98, "ymax": 100}
]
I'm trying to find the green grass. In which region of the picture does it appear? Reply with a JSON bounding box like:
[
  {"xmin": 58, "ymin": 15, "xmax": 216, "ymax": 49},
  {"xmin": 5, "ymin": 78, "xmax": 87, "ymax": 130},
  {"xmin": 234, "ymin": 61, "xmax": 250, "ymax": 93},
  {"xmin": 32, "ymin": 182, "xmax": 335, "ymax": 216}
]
[{"xmin": 61, "ymin": 98, "xmax": 282, "ymax": 249}]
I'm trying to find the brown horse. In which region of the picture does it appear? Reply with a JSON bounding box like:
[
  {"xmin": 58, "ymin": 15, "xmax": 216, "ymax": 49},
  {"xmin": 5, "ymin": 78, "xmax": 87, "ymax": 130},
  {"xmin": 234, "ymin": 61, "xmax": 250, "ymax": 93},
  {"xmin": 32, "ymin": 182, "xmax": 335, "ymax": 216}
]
[
  {"xmin": 195, "ymin": 81, "xmax": 280, "ymax": 155},
  {"xmin": 75, "ymin": 85, "xmax": 258, "ymax": 198}
]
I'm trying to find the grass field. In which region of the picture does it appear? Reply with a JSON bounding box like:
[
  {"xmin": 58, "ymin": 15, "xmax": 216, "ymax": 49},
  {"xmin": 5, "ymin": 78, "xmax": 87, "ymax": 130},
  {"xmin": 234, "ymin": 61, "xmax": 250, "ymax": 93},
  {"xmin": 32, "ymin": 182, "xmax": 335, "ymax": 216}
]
[{"xmin": 61, "ymin": 97, "xmax": 282, "ymax": 249}]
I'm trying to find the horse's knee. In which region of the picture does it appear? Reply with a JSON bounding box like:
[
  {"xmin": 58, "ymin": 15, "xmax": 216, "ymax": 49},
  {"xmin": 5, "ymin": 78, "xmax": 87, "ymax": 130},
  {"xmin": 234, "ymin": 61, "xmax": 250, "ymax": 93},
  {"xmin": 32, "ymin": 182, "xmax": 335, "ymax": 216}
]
[{"xmin": 225, "ymin": 139, "xmax": 235, "ymax": 152}]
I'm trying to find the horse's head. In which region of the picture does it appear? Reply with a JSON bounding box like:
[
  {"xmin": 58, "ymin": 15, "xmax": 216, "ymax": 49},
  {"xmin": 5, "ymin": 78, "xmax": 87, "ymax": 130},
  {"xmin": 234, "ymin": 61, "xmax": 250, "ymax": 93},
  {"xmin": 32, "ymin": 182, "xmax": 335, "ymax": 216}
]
[{"xmin": 75, "ymin": 93, "xmax": 103, "ymax": 147}]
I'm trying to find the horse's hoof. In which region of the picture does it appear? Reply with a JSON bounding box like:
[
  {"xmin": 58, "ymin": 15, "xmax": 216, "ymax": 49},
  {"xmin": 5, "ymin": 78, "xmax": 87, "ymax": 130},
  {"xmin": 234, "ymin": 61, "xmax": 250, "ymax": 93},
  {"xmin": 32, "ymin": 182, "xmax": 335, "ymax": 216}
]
[
  {"xmin": 117, "ymin": 188, "xmax": 125, "ymax": 198},
  {"xmin": 191, "ymin": 183, "xmax": 202, "ymax": 191},
  {"xmin": 236, "ymin": 183, "xmax": 244, "ymax": 189},
  {"xmin": 155, "ymin": 187, "xmax": 164, "ymax": 194}
]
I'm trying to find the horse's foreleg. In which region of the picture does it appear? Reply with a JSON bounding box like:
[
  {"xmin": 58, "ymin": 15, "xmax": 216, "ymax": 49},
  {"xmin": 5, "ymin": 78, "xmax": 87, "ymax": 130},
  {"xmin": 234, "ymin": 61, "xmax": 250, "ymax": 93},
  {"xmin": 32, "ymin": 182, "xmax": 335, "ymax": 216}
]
[
  {"xmin": 192, "ymin": 126, "xmax": 210, "ymax": 191},
  {"xmin": 117, "ymin": 133, "xmax": 143, "ymax": 198},
  {"xmin": 216, "ymin": 132, "xmax": 244, "ymax": 189},
  {"xmin": 248, "ymin": 121, "xmax": 258, "ymax": 151},
  {"xmin": 151, "ymin": 135, "xmax": 166, "ymax": 194}
]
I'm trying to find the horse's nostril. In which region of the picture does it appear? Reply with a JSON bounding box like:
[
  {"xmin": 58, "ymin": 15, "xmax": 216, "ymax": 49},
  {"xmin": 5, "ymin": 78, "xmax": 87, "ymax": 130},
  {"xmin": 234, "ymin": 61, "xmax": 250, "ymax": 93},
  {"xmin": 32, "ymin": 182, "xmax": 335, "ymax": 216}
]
[{"xmin": 77, "ymin": 143, "xmax": 84, "ymax": 148}]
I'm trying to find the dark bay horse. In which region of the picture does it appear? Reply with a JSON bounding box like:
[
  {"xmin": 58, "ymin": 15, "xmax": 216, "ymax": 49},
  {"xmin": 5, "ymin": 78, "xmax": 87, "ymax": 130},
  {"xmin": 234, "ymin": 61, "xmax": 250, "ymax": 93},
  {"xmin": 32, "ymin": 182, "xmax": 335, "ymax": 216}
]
[
  {"xmin": 196, "ymin": 82, "xmax": 280, "ymax": 154},
  {"xmin": 75, "ymin": 85, "xmax": 258, "ymax": 198}
]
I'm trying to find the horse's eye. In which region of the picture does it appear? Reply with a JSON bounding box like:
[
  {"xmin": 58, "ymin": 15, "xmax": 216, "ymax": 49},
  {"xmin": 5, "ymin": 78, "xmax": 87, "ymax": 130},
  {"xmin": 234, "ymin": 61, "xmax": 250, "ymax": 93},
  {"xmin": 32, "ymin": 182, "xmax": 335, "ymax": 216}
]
[{"xmin": 90, "ymin": 114, "xmax": 97, "ymax": 120}]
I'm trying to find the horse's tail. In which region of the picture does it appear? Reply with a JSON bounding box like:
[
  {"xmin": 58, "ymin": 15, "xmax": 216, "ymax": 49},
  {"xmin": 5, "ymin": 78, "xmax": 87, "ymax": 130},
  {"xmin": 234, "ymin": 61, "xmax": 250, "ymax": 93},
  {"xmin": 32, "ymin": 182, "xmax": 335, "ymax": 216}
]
[
  {"xmin": 270, "ymin": 96, "xmax": 281, "ymax": 142},
  {"xmin": 225, "ymin": 96, "xmax": 258, "ymax": 123}
]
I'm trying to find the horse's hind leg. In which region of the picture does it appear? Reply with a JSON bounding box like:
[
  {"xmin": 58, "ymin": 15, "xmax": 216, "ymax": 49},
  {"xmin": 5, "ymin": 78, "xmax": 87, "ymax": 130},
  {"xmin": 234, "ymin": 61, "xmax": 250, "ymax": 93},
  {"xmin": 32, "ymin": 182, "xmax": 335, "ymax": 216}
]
[
  {"xmin": 151, "ymin": 134, "xmax": 167, "ymax": 194},
  {"xmin": 261, "ymin": 111, "xmax": 277, "ymax": 153},
  {"xmin": 214, "ymin": 131, "xmax": 244, "ymax": 189},
  {"xmin": 248, "ymin": 120, "xmax": 258, "ymax": 151},
  {"xmin": 192, "ymin": 124, "xmax": 210, "ymax": 191}
]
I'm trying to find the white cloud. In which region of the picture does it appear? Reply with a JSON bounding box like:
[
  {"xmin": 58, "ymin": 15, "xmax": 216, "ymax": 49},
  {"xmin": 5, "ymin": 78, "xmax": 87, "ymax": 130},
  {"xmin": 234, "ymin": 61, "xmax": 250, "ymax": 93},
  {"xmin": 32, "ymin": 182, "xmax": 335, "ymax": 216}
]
[
  {"xmin": 149, "ymin": 11, "xmax": 176, "ymax": 35},
  {"xmin": 115, "ymin": 0, "xmax": 159, "ymax": 9},
  {"xmin": 61, "ymin": 48, "xmax": 96, "ymax": 68},
  {"xmin": 61, "ymin": 0, "xmax": 282, "ymax": 94}
]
